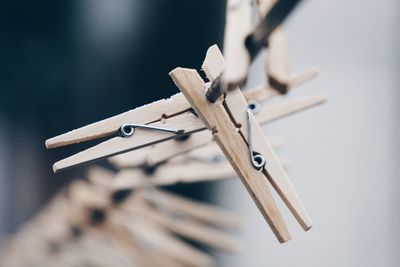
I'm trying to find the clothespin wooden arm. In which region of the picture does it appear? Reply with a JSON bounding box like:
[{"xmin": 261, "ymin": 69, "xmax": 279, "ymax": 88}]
[
  {"xmin": 51, "ymin": 111, "xmax": 203, "ymax": 173},
  {"xmin": 45, "ymin": 93, "xmax": 190, "ymax": 149},
  {"xmin": 109, "ymin": 92, "xmax": 326, "ymax": 169}
]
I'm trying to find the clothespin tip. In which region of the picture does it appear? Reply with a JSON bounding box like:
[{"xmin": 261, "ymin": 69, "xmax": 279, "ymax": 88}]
[{"xmin": 202, "ymin": 44, "xmax": 226, "ymax": 81}]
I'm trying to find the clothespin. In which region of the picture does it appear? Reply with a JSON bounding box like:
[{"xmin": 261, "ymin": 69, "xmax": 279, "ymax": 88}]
[
  {"xmin": 108, "ymin": 93, "xmax": 325, "ymax": 170},
  {"xmin": 169, "ymin": 45, "xmax": 313, "ymax": 243},
  {"xmin": 88, "ymin": 166, "xmax": 243, "ymax": 229},
  {"xmin": 63, "ymin": 180, "xmax": 209, "ymax": 267},
  {"xmin": 223, "ymin": 0, "xmax": 306, "ymax": 90},
  {"xmin": 87, "ymin": 166, "xmax": 242, "ymax": 253},
  {"xmin": 45, "ymin": 87, "xmax": 325, "ymax": 173}
]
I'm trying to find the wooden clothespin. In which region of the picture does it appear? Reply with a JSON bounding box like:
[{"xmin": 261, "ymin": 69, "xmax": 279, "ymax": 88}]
[
  {"xmin": 87, "ymin": 166, "xmax": 243, "ymax": 230},
  {"xmin": 223, "ymin": 0, "xmax": 305, "ymax": 90},
  {"xmin": 169, "ymin": 45, "xmax": 312, "ymax": 243},
  {"xmin": 63, "ymin": 179, "xmax": 213, "ymax": 267},
  {"xmin": 87, "ymin": 166, "xmax": 242, "ymax": 253},
  {"xmin": 108, "ymin": 92, "xmax": 325, "ymax": 171},
  {"xmin": 45, "ymin": 88, "xmax": 325, "ymax": 173}
]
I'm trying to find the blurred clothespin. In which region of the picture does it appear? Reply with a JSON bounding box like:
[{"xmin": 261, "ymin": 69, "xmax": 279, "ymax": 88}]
[
  {"xmin": 53, "ymin": 179, "xmax": 220, "ymax": 267},
  {"xmin": 223, "ymin": 0, "xmax": 310, "ymax": 91},
  {"xmin": 87, "ymin": 166, "xmax": 242, "ymax": 254}
]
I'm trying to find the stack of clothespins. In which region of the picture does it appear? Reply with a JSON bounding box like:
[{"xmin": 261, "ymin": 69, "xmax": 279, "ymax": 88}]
[{"xmin": 0, "ymin": 0, "xmax": 327, "ymax": 266}]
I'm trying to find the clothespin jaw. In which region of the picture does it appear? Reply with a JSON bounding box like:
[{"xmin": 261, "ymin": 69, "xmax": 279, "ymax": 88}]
[{"xmin": 170, "ymin": 45, "xmax": 313, "ymax": 243}]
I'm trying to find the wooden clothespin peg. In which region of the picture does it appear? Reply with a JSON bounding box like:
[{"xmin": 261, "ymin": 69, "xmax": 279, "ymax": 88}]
[
  {"xmin": 108, "ymin": 92, "xmax": 326, "ymax": 170},
  {"xmin": 170, "ymin": 44, "xmax": 312, "ymax": 243},
  {"xmin": 65, "ymin": 180, "xmax": 192, "ymax": 267},
  {"xmin": 45, "ymin": 92, "xmax": 199, "ymax": 172},
  {"xmin": 87, "ymin": 166, "xmax": 241, "ymax": 254},
  {"xmin": 223, "ymin": 0, "xmax": 303, "ymax": 90}
]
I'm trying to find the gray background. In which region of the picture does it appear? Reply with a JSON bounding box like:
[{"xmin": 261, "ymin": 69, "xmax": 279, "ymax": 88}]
[{"xmin": 214, "ymin": 0, "xmax": 400, "ymax": 266}]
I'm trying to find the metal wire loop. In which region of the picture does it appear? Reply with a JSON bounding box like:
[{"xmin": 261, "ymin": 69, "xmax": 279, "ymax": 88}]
[
  {"xmin": 246, "ymin": 109, "xmax": 266, "ymax": 170},
  {"xmin": 120, "ymin": 123, "xmax": 184, "ymax": 138}
]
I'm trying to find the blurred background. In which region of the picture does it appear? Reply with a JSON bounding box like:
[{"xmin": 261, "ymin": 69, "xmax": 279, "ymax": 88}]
[{"xmin": 0, "ymin": 0, "xmax": 399, "ymax": 266}]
